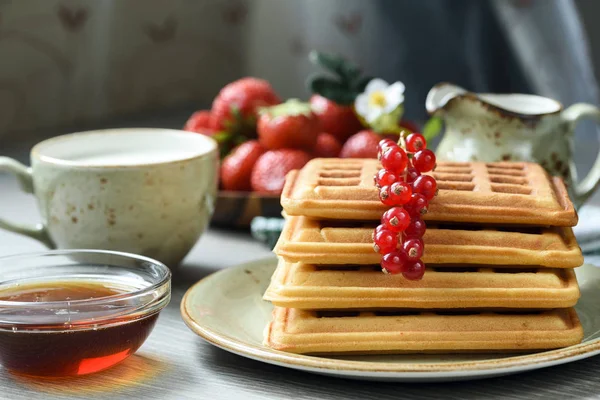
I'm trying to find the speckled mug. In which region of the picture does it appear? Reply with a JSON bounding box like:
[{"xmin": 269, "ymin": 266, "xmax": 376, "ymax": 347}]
[
  {"xmin": 0, "ymin": 128, "xmax": 218, "ymax": 268},
  {"xmin": 427, "ymin": 83, "xmax": 600, "ymax": 207}
]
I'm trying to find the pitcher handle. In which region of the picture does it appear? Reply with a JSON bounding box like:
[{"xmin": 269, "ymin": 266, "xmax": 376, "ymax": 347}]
[
  {"xmin": 561, "ymin": 103, "xmax": 600, "ymax": 206},
  {"xmin": 0, "ymin": 157, "xmax": 53, "ymax": 247}
]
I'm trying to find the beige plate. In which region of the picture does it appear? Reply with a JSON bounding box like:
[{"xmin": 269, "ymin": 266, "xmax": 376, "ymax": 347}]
[{"xmin": 181, "ymin": 258, "xmax": 600, "ymax": 382}]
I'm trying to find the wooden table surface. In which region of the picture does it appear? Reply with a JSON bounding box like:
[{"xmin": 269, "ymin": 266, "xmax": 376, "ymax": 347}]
[{"xmin": 2, "ymin": 117, "xmax": 600, "ymax": 399}]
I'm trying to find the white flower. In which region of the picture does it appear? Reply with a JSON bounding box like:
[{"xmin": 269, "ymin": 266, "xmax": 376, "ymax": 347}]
[{"xmin": 355, "ymin": 79, "xmax": 405, "ymax": 124}]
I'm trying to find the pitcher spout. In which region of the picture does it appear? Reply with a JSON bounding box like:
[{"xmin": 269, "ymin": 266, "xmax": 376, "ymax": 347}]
[{"xmin": 425, "ymin": 82, "xmax": 468, "ymax": 116}]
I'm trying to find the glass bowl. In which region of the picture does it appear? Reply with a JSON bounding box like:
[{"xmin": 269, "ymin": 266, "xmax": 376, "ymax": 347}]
[{"xmin": 0, "ymin": 250, "xmax": 171, "ymax": 377}]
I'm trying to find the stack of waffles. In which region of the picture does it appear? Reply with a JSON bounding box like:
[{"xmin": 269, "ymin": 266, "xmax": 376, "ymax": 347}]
[{"xmin": 263, "ymin": 158, "xmax": 585, "ymax": 354}]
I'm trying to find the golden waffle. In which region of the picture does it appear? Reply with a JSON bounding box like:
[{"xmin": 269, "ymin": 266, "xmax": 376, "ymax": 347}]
[
  {"xmin": 274, "ymin": 216, "xmax": 583, "ymax": 268},
  {"xmin": 264, "ymin": 307, "xmax": 583, "ymax": 354},
  {"xmin": 264, "ymin": 260, "xmax": 580, "ymax": 309},
  {"xmin": 281, "ymin": 159, "xmax": 577, "ymax": 226}
]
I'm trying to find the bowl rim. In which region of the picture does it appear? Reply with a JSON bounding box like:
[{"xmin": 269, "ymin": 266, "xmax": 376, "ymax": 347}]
[
  {"xmin": 31, "ymin": 128, "xmax": 218, "ymax": 169},
  {"xmin": 0, "ymin": 249, "xmax": 171, "ymax": 309}
]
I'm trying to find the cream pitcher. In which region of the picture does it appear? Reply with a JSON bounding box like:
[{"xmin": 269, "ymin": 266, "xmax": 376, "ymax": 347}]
[{"xmin": 426, "ymin": 82, "xmax": 600, "ymax": 206}]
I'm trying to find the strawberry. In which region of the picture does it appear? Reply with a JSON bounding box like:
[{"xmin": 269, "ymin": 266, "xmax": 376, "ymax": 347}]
[
  {"xmin": 310, "ymin": 95, "xmax": 363, "ymax": 143},
  {"xmin": 184, "ymin": 110, "xmax": 217, "ymax": 136},
  {"xmin": 339, "ymin": 130, "xmax": 397, "ymax": 158},
  {"xmin": 257, "ymin": 99, "xmax": 320, "ymax": 151},
  {"xmin": 313, "ymin": 132, "xmax": 342, "ymax": 158},
  {"xmin": 251, "ymin": 149, "xmax": 312, "ymax": 194},
  {"xmin": 220, "ymin": 140, "xmax": 265, "ymax": 191},
  {"xmin": 210, "ymin": 77, "xmax": 281, "ymax": 132}
]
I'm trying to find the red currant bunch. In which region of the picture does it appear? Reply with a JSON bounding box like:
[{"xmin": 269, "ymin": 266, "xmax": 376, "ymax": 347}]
[{"xmin": 372, "ymin": 133, "xmax": 437, "ymax": 280}]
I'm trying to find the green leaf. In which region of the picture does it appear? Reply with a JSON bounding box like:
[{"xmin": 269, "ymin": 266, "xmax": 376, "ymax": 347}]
[
  {"xmin": 309, "ymin": 76, "xmax": 355, "ymax": 105},
  {"xmin": 309, "ymin": 51, "xmax": 361, "ymax": 84},
  {"xmin": 309, "ymin": 51, "xmax": 344, "ymax": 76},
  {"xmin": 233, "ymin": 135, "xmax": 247, "ymax": 145},
  {"xmin": 212, "ymin": 131, "xmax": 232, "ymax": 143},
  {"xmin": 263, "ymin": 99, "xmax": 313, "ymax": 118},
  {"xmin": 219, "ymin": 147, "xmax": 229, "ymax": 159},
  {"xmin": 337, "ymin": 91, "xmax": 361, "ymax": 105},
  {"xmin": 309, "ymin": 76, "xmax": 345, "ymax": 92},
  {"xmin": 223, "ymin": 106, "xmax": 242, "ymax": 130},
  {"xmin": 339, "ymin": 62, "xmax": 360, "ymax": 84},
  {"xmin": 210, "ymin": 131, "xmax": 231, "ymax": 158},
  {"xmin": 221, "ymin": 105, "xmax": 258, "ymax": 139},
  {"xmin": 423, "ymin": 116, "xmax": 443, "ymax": 141}
]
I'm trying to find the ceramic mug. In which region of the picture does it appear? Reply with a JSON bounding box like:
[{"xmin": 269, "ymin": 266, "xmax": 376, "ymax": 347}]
[
  {"xmin": 0, "ymin": 128, "xmax": 218, "ymax": 268},
  {"xmin": 427, "ymin": 82, "xmax": 600, "ymax": 207}
]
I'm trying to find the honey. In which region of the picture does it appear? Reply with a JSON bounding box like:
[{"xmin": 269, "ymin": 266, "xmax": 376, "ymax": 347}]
[{"xmin": 0, "ymin": 280, "xmax": 158, "ymax": 377}]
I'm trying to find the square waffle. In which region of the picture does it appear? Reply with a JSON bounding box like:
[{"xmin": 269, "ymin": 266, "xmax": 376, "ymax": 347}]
[
  {"xmin": 274, "ymin": 216, "xmax": 583, "ymax": 268},
  {"xmin": 265, "ymin": 307, "xmax": 583, "ymax": 354},
  {"xmin": 264, "ymin": 260, "xmax": 580, "ymax": 309},
  {"xmin": 281, "ymin": 159, "xmax": 577, "ymax": 226}
]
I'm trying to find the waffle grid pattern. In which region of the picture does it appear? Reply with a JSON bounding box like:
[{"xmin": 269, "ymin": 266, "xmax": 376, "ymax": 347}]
[{"xmin": 281, "ymin": 159, "xmax": 577, "ymax": 225}]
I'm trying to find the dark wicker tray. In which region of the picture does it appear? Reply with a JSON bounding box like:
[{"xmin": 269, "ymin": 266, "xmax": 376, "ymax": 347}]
[{"xmin": 211, "ymin": 191, "xmax": 282, "ymax": 228}]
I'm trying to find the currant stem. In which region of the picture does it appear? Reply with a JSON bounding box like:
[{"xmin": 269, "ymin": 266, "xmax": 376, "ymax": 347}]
[
  {"xmin": 398, "ymin": 134, "xmax": 410, "ymax": 251},
  {"xmin": 398, "ymin": 131, "xmax": 407, "ymax": 149}
]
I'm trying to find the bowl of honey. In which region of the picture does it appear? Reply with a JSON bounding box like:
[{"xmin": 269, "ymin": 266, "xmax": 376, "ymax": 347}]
[{"xmin": 0, "ymin": 250, "xmax": 171, "ymax": 377}]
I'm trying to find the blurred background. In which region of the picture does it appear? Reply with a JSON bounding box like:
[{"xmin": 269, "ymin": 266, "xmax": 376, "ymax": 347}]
[{"xmin": 0, "ymin": 0, "xmax": 599, "ymax": 150}]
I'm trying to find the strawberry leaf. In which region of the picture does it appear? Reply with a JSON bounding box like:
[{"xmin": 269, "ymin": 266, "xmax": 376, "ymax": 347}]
[
  {"xmin": 307, "ymin": 51, "xmax": 370, "ymax": 105},
  {"xmin": 309, "ymin": 51, "xmax": 346, "ymax": 80},
  {"xmin": 309, "ymin": 51, "xmax": 362, "ymax": 85},
  {"xmin": 309, "ymin": 76, "xmax": 356, "ymax": 105},
  {"xmin": 233, "ymin": 135, "xmax": 247, "ymax": 145},
  {"xmin": 211, "ymin": 131, "xmax": 235, "ymax": 158},
  {"xmin": 212, "ymin": 131, "xmax": 232, "ymax": 142},
  {"xmin": 224, "ymin": 105, "xmax": 258, "ymax": 139},
  {"xmin": 309, "ymin": 76, "xmax": 344, "ymax": 92},
  {"xmin": 262, "ymin": 99, "xmax": 313, "ymax": 118}
]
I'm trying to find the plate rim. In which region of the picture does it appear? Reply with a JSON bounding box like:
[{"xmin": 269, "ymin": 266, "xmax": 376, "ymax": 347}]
[{"xmin": 181, "ymin": 258, "xmax": 600, "ymax": 375}]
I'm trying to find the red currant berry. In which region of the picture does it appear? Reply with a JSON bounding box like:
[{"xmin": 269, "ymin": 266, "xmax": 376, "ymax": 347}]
[
  {"xmin": 378, "ymin": 139, "xmax": 396, "ymax": 153},
  {"xmin": 403, "ymin": 259, "xmax": 425, "ymax": 280},
  {"xmin": 412, "ymin": 149, "xmax": 436, "ymax": 173},
  {"xmin": 381, "ymin": 251, "xmax": 405, "ymax": 274},
  {"xmin": 373, "ymin": 223, "xmax": 387, "ymax": 236},
  {"xmin": 406, "ymin": 133, "xmax": 427, "ymax": 152},
  {"xmin": 381, "ymin": 146, "xmax": 408, "ymax": 174},
  {"xmin": 382, "ymin": 207, "xmax": 411, "ymax": 232},
  {"xmin": 412, "ymin": 175, "xmax": 438, "ymax": 200},
  {"xmin": 405, "ymin": 193, "xmax": 429, "ymax": 217},
  {"xmin": 404, "ymin": 218, "xmax": 426, "ymax": 238},
  {"xmin": 402, "ymin": 238, "xmax": 424, "ymax": 261},
  {"xmin": 379, "ymin": 185, "xmax": 396, "ymax": 206},
  {"xmin": 406, "ymin": 167, "xmax": 421, "ymax": 184},
  {"xmin": 373, "ymin": 228, "xmax": 398, "ymax": 254},
  {"xmin": 377, "ymin": 141, "xmax": 398, "ymax": 161},
  {"xmin": 374, "ymin": 169, "xmax": 398, "ymax": 188},
  {"xmin": 388, "ymin": 181, "xmax": 412, "ymax": 205}
]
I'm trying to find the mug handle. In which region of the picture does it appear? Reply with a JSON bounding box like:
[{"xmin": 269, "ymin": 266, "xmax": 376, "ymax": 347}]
[
  {"xmin": 561, "ymin": 103, "xmax": 600, "ymax": 206},
  {"xmin": 0, "ymin": 157, "xmax": 53, "ymax": 247}
]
